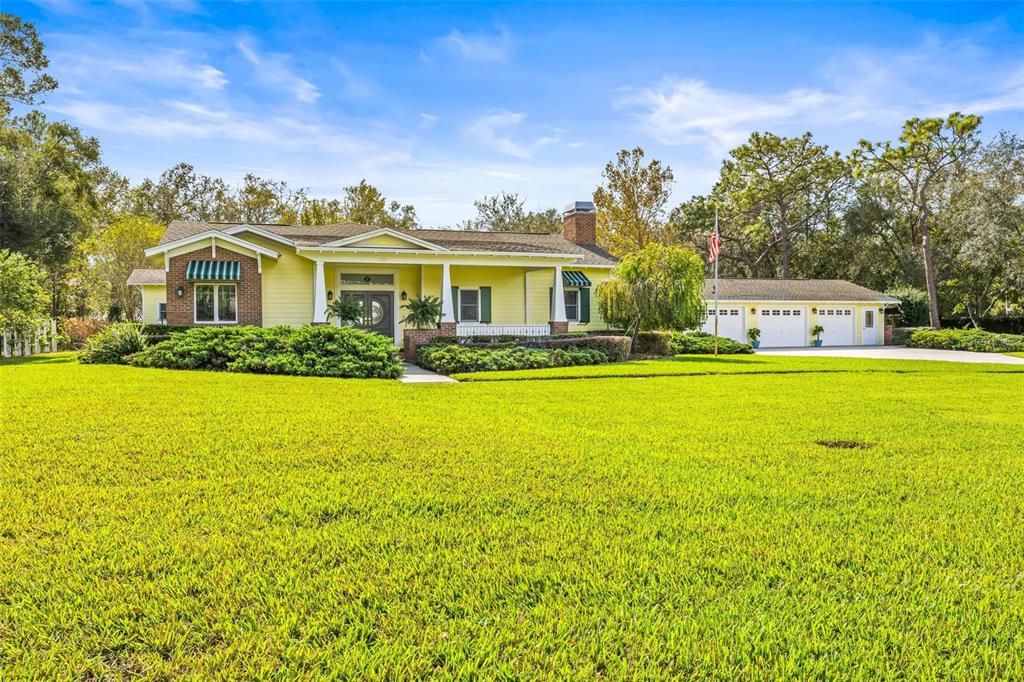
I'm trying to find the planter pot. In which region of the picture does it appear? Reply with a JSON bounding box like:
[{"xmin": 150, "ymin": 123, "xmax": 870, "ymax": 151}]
[
  {"xmin": 813, "ymin": 340, "xmax": 823, "ymax": 347},
  {"xmin": 751, "ymin": 340, "xmax": 760, "ymax": 348}
]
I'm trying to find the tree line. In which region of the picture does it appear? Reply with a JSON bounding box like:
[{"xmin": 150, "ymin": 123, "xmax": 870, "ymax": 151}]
[{"xmin": 1, "ymin": 10, "xmax": 1021, "ymax": 332}]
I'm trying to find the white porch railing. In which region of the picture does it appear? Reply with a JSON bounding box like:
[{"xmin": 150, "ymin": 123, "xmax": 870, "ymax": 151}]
[
  {"xmin": 456, "ymin": 324, "xmax": 550, "ymax": 337},
  {"xmin": 2, "ymin": 320, "xmax": 58, "ymax": 359}
]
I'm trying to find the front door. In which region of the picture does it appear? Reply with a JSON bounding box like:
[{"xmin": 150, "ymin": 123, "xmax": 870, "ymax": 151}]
[
  {"xmin": 342, "ymin": 291, "xmax": 394, "ymax": 339},
  {"xmin": 861, "ymin": 308, "xmax": 877, "ymax": 345}
]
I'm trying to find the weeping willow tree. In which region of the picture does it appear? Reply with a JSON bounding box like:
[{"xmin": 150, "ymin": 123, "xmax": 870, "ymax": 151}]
[{"xmin": 597, "ymin": 243, "xmax": 706, "ymax": 348}]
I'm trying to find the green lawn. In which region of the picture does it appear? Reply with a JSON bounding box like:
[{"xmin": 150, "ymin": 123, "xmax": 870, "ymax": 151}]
[{"xmin": 2, "ymin": 354, "xmax": 1024, "ymax": 678}]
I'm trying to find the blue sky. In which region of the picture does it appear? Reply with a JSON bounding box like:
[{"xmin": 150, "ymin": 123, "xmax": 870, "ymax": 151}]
[{"xmin": 10, "ymin": 1, "xmax": 1024, "ymax": 226}]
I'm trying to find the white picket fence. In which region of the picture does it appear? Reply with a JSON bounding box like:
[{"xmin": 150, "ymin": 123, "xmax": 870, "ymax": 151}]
[{"xmin": 1, "ymin": 320, "xmax": 58, "ymax": 359}]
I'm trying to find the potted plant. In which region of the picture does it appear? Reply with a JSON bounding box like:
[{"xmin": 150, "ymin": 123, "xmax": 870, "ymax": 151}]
[
  {"xmin": 326, "ymin": 297, "xmax": 364, "ymax": 326},
  {"xmin": 746, "ymin": 327, "xmax": 761, "ymax": 349},
  {"xmin": 811, "ymin": 324, "xmax": 824, "ymax": 347},
  {"xmin": 402, "ymin": 295, "xmax": 442, "ymax": 328}
]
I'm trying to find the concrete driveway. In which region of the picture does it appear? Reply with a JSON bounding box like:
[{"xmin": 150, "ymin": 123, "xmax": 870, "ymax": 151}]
[{"xmin": 754, "ymin": 346, "xmax": 1024, "ymax": 364}]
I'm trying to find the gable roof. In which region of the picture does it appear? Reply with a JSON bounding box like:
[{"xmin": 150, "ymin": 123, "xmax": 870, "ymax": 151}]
[
  {"xmin": 158, "ymin": 220, "xmax": 618, "ymax": 266},
  {"xmin": 127, "ymin": 268, "xmax": 167, "ymax": 286},
  {"xmin": 704, "ymin": 278, "xmax": 898, "ymax": 303}
]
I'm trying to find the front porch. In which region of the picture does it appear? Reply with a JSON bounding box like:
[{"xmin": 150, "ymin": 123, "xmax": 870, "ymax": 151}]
[{"xmin": 307, "ymin": 259, "xmax": 605, "ymax": 348}]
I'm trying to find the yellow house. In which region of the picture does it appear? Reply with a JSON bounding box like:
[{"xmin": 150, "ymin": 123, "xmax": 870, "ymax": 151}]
[
  {"xmin": 128, "ymin": 202, "xmax": 617, "ymax": 348},
  {"xmin": 129, "ymin": 199, "xmax": 898, "ymax": 353}
]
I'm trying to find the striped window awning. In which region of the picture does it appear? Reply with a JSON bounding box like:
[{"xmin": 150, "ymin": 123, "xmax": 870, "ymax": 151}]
[
  {"xmin": 186, "ymin": 260, "xmax": 240, "ymax": 281},
  {"xmin": 562, "ymin": 270, "xmax": 591, "ymax": 287}
]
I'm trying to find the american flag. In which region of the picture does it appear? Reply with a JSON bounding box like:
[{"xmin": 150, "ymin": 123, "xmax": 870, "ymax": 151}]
[{"xmin": 709, "ymin": 224, "xmax": 721, "ymax": 263}]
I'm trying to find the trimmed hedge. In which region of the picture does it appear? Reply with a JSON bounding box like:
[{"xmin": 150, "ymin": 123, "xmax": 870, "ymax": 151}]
[
  {"xmin": 128, "ymin": 325, "xmax": 403, "ymax": 378},
  {"xmin": 906, "ymin": 328, "xmax": 1024, "ymax": 353},
  {"xmin": 670, "ymin": 331, "xmax": 753, "ymax": 355},
  {"xmin": 140, "ymin": 324, "xmax": 193, "ymax": 337},
  {"xmin": 429, "ymin": 334, "xmax": 631, "ymax": 362},
  {"xmin": 418, "ymin": 344, "xmax": 608, "ymax": 374},
  {"xmin": 632, "ymin": 331, "xmax": 673, "ymax": 357}
]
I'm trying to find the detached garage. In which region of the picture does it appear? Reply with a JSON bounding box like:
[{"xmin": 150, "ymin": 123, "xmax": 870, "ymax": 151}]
[{"xmin": 701, "ymin": 279, "xmax": 898, "ymax": 348}]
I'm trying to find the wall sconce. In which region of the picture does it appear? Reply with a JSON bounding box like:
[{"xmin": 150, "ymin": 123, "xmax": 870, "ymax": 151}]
[
  {"xmin": 401, "ymin": 290, "xmax": 408, "ymax": 301},
  {"xmin": 327, "ymin": 290, "xmax": 334, "ymax": 301},
  {"xmin": 811, "ymin": 307, "xmax": 817, "ymax": 314},
  {"xmin": 750, "ymin": 307, "xmax": 756, "ymax": 314},
  {"xmin": 175, "ymin": 286, "xmax": 184, "ymax": 298},
  {"xmin": 878, "ymin": 307, "xmax": 884, "ymax": 313}
]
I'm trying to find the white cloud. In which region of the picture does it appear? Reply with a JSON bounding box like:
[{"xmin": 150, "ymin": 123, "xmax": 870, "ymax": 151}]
[
  {"xmin": 418, "ymin": 113, "xmax": 439, "ymax": 129},
  {"xmin": 55, "ymin": 49, "xmax": 227, "ymax": 90},
  {"xmin": 237, "ymin": 36, "xmax": 319, "ymax": 103},
  {"xmin": 618, "ymin": 36, "xmax": 1024, "ymax": 152},
  {"xmin": 331, "ymin": 59, "xmax": 375, "ymax": 99},
  {"xmin": 463, "ymin": 110, "xmax": 560, "ymax": 158},
  {"xmin": 439, "ymin": 25, "xmax": 512, "ymax": 63}
]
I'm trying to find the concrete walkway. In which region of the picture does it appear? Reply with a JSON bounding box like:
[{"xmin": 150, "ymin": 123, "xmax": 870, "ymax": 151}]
[
  {"xmin": 398, "ymin": 363, "xmax": 458, "ymax": 383},
  {"xmin": 754, "ymin": 346, "xmax": 1024, "ymax": 365}
]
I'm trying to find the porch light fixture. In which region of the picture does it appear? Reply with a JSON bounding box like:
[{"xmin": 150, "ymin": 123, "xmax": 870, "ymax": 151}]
[
  {"xmin": 327, "ymin": 290, "xmax": 333, "ymax": 301},
  {"xmin": 812, "ymin": 307, "xmax": 817, "ymax": 314},
  {"xmin": 750, "ymin": 307, "xmax": 756, "ymax": 314},
  {"xmin": 401, "ymin": 290, "xmax": 408, "ymax": 301},
  {"xmin": 175, "ymin": 286, "xmax": 184, "ymax": 298}
]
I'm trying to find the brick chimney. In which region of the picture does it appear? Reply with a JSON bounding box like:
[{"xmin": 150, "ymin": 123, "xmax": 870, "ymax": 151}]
[{"xmin": 562, "ymin": 201, "xmax": 596, "ymax": 246}]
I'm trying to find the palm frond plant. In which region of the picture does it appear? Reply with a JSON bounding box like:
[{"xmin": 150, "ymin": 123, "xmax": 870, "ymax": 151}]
[
  {"xmin": 402, "ymin": 295, "xmax": 442, "ymax": 329},
  {"xmin": 326, "ymin": 297, "xmax": 364, "ymax": 326}
]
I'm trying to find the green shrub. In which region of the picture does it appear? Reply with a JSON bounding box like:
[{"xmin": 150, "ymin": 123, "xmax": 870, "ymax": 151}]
[
  {"xmin": 886, "ymin": 286, "xmax": 931, "ymax": 327},
  {"xmin": 140, "ymin": 324, "xmax": 193, "ymax": 337},
  {"xmin": 418, "ymin": 344, "xmax": 608, "ymax": 374},
  {"xmin": 632, "ymin": 331, "xmax": 673, "ymax": 356},
  {"xmin": 78, "ymin": 323, "xmax": 148, "ymax": 364},
  {"xmin": 429, "ymin": 334, "xmax": 631, "ymax": 362},
  {"xmin": 128, "ymin": 325, "xmax": 403, "ymax": 378},
  {"xmin": 906, "ymin": 328, "xmax": 1024, "ymax": 353},
  {"xmin": 670, "ymin": 332, "xmax": 753, "ymax": 355}
]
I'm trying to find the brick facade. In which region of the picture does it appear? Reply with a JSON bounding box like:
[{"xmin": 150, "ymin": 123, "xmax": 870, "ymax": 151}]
[
  {"xmin": 563, "ymin": 209, "xmax": 597, "ymax": 246},
  {"xmin": 402, "ymin": 321, "xmax": 457, "ymax": 363},
  {"xmin": 166, "ymin": 246, "xmax": 262, "ymax": 326}
]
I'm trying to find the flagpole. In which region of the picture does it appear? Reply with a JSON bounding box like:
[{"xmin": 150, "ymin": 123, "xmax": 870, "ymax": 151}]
[{"xmin": 714, "ymin": 207, "xmax": 719, "ymax": 356}]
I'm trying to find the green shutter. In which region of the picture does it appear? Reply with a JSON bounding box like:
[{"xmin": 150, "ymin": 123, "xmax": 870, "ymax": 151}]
[
  {"xmin": 549, "ymin": 287, "xmax": 554, "ymax": 319},
  {"xmin": 579, "ymin": 287, "xmax": 590, "ymax": 324},
  {"xmin": 480, "ymin": 287, "xmax": 492, "ymax": 323},
  {"xmin": 451, "ymin": 286, "xmax": 459, "ymax": 322}
]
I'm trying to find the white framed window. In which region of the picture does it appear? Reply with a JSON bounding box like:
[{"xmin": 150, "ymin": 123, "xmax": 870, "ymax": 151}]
[
  {"xmin": 157, "ymin": 302, "xmax": 167, "ymax": 322},
  {"xmin": 864, "ymin": 310, "xmax": 874, "ymax": 328},
  {"xmin": 460, "ymin": 289, "xmax": 479, "ymax": 322},
  {"xmin": 564, "ymin": 289, "xmax": 579, "ymax": 321},
  {"xmin": 195, "ymin": 283, "xmax": 237, "ymax": 323}
]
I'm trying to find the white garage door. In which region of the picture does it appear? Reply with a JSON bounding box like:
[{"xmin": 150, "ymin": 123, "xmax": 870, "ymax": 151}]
[
  {"xmin": 818, "ymin": 308, "xmax": 854, "ymax": 346},
  {"xmin": 702, "ymin": 306, "xmax": 745, "ymax": 343},
  {"xmin": 758, "ymin": 307, "xmax": 806, "ymax": 347}
]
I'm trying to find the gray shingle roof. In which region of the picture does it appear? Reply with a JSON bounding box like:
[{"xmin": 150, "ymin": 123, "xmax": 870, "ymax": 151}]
[
  {"xmin": 158, "ymin": 221, "xmax": 617, "ymax": 266},
  {"xmin": 127, "ymin": 268, "xmax": 167, "ymax": 286},
  {"xmin": 704, "ymin": 278, "xmax": 898, "ymax": 302}
]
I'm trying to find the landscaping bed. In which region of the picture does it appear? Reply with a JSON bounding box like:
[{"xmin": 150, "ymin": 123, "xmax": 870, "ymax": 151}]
[{"xmin": 907, "ymin": 327, "xmax": 1024, "ymax": 352}]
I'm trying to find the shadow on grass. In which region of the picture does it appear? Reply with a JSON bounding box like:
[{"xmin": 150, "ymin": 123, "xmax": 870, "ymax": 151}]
[{"xmin": 0, "ymin": 352, "xmax": 75, "ymax": 367}]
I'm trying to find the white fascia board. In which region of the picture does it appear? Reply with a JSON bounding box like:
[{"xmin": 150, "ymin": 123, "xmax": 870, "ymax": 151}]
[
  {"xmin": 145, "ymin": 231, "xmax": 280, "ymax": 259},
  {"xmin": 222, "ymin": 224, "xmax": 296, "ymax": 246},
  {"xmin": 319, "ymin": 228, "xmax": 451, "ymax": 251},
  {"xmin": 296, "ymin": 247, "xmax": 582, "ymax": 262}
]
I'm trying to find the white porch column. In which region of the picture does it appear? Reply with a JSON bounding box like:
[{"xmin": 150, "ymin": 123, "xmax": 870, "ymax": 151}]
[
  {"xmin": 440, "ymin": 262, "xmax": 456, "ymax": 323},
  {"xmin": 312, "ymin": 260, "xmax": 328, "ymax": 323},
  {"xmin": 552, "ymin": 265, "xmax": 567, "ymax": 322}
]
